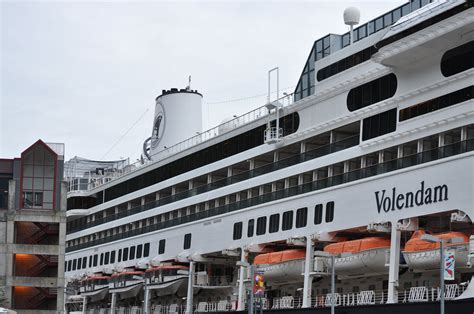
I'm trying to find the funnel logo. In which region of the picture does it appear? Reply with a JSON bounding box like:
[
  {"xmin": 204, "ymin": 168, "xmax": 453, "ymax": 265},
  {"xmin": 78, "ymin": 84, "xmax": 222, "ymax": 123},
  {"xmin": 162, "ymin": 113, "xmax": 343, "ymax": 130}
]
[{"xmin": 151, "ymin": 102, "xmax": 166, "ymax": 149}]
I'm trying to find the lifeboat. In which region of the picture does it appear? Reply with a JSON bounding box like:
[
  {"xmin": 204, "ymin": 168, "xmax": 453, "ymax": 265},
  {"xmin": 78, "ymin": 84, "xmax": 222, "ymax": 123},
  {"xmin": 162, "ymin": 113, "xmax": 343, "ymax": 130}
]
[
  {"xmin": 253, "ymin": 249, "xmax": 305, "ymax": 284},
  {"xmin": 79, "ymin": 274, "xmax": 110, "ymax": 302},
  {"xmin": 110, "ymin": 270, "xmax": 144, "ymax": 299},
  {"xmin": 323, "ymin": 237, "xmax": 391, "ymax": 279},
  {"xmin": 145, "ymin": 265, "xmax": 189, "ymax": 296},
  {"xmin": 402, "ymin": 230, "xmax": 470, "ymax": 272}
]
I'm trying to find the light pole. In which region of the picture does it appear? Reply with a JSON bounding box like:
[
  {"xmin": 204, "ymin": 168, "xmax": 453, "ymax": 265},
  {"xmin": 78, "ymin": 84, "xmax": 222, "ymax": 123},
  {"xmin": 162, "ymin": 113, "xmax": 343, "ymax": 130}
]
[
  {"xmin": 236, "ymin": 260, "xmax": 254, "ymax": 314},
  {"xmin": 420, "ymin": 234, "xmax": 464, "ymax": 314}
]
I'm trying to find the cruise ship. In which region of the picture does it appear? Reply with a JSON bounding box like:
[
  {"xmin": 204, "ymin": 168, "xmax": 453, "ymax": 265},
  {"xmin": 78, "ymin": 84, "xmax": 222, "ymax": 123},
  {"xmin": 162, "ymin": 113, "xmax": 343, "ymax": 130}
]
[{"xmin": 64, "ymin": 1, "xmax": 474, "ymax": 313}]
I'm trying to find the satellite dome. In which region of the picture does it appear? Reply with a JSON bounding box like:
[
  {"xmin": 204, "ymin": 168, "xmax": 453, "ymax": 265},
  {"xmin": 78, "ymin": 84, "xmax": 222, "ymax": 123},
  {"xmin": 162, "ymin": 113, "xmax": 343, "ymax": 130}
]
[{"xmin": 343, "ymin": 7, "xmax": 360, "ymax": 26}]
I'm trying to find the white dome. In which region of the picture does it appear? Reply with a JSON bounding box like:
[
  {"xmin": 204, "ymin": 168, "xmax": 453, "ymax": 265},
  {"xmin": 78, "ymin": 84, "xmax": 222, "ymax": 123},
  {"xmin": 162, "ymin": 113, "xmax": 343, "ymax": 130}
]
[{"xmin": 343, "ymin": 7, "xmax": 360, "ymax": 26}]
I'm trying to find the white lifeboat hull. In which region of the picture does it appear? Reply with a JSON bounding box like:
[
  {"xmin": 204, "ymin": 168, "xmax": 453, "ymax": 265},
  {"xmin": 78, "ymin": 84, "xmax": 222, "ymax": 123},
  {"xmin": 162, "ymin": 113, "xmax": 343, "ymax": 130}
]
[
  {"xmin": 402, "ymin": 244, "xmax": 469, "ymax": 272},
  {"xmin": 326, "ymin": 248, "xmax": 390, "ymax": 279},
  {"xmin": 256, "ymin": 259, "xmax": 304, "ymax": 284}
]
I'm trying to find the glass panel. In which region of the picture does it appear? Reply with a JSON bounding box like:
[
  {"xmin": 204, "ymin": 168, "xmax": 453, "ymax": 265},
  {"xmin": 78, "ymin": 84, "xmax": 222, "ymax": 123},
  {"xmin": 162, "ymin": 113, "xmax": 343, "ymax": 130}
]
[
  {"xmin": 34, "ymin": 192, "xmax": 43, "ymax": 206},
  {"xmin": 33, "ymin": 178, "xmax": 43, "ymax": 190},
  {"xmin": 393, "ymin": 8, "xmax": 402, "ymax": 22},
  {"xmin": 34, "ymin": 147, "xmax": 45, "ymax": 164},
  {"xmin": 23, "ymin": 152, "xmax": 34, "ymax": 165},
  {"xmin": 43, "ymin": 178, "xmax": 54, "ymax": 191},
  {"xmin": 368, "ymin": 21, "xmax": 375, "ymax": 34},
  {"xmin": 44, "ymin": 166, "xmax": 55, "ymax": 178},
  {"xmin": 33, "ymin": 165, "xmax": 44, "ymax": 177},
  {"xmin": 23, "ymin": 165, "xmax": 33, "ymax": 177},
  {"xmin": 22, "ymin": 177, "xmax": 33, "ymax": 190},
  {"xmin": 44, "ymin": 191, "xmax": 53, "ymax": 203},
  {"xmin": 44, "ymin": 152, "xmax": 54, "ymax": 165}
]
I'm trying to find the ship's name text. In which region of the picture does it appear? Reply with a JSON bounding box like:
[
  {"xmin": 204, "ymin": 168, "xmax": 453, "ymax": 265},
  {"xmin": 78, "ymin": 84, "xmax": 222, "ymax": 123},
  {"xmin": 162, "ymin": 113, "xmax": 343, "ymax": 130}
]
[{"xmin": 375, "ymin": 181, "xmax": 448, "ymax": 214}]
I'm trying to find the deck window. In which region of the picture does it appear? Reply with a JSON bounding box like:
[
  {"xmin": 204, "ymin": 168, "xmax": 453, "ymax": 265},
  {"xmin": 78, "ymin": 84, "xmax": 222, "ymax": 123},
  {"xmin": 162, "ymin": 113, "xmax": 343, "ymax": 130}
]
[
  {"xmin": 256, "ymin": 217, "xmax": 267, "ymax": 236},
  {"xmin": 184, "ymin": 233, "xmax": 192, "ymax": 250},
  {"xmin": 282, "ymin": 211, "xmax": 293, "ymax": 231},
  {"xmin": 326, "ymin": 201, "xmax": 335, "ymax": 223},
  {"xmin": 314, "ymin": 204, "xmax": 323, "ymax": 225},
  {"xmin": 247, "ymin": 219, "xmax": 255, "ymax": 237},
  {"xmin": 233, "ymin": 222, "xmax": 243, "ymax": 240},
  {"xmin": 296, "ymin": 207, "xmax": 308, "ymax": 228},
  {"xmin": 269, "ymin": 214, "xmax": 280, "ymax": 233}
]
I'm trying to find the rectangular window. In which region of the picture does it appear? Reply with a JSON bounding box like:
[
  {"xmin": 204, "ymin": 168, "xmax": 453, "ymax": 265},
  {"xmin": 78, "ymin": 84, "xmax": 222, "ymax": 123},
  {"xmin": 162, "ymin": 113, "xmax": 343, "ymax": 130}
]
[
  {"xmin": 144, "ymin": 243, "xmax": 150, "ymax": 257},
  {"xmin": 247, "ymin": 219, "xmax": 254, "ymax": 237},
  {"xmin": 110, "ymin": 251, "xmax": 116, "ymax": 264},
  {"xmin": 296, "ymin": 207, "xmax": 308, "ymax": 228},
  {"xmin": 256, "ymin": 216, "xmax": 267, "ymax": 236},
  {"xmin": 93, "ymin": 254, "xmax": 98, "ymax": 267},
  {"xmin": 184, "ymin": 233, "xmax": 192, "ymax": 249},
  {"xmin": 137, "ymin": 244, "xmax": 143, "ymax": 259},
  {"xmin": 67, "ymin": 260, "xmax": 72, "ymax": 272},
  {"xmin": 100, "ymin": 253, "xmax": 104, "ymax": 265},
  {"xmin": 158, "ymin": 239, "xmax": 166, "ymax": 255},
  {"xmin": 72, "ymin": 259, "xmax": 77, "ymax": 271},
  {"xmin": 118, "ymin": 249, "xmax": 122, "ymax": 262},
  {"xmin": 314, "ymin": 204, "xmax": 323, "ymax": 225},
  {"xmin": 130, "ymin": 246, "xmax": 136, "ymax": 260},
  {"xmin": 269, "ymin": 214, "xmax": 279, "ymax": 233},
  {"xmin": 123, "ymin": 248, "xmax": 129, "ymax": 261},
  {"xmin": 82, "ymin": 257, "xmax": 87, "ymax": 269},
  {"xmin": 233, "ymin": 222, "xmax": 243, "ymax": 240},
  {"xmin": 326, "ymin": 201, "xmax": 335, "ymax": 223},
  {"xmin": 362, "ymin": 109, "xmax": 397, "ymax": 141},
  {"xmin": 34, "ymin": 192, "xmax": 43, "ymax": 207},
  {"xmin": 282, "ymin": 211, "xmax": 293, "ymax": 231},
  {"xmin": 88, "ymin": 255, "xmax": 92, "ymax": 268},
  {"xmin": 104, "ymin": 252, "xmax": 110, "ymax": 265}
]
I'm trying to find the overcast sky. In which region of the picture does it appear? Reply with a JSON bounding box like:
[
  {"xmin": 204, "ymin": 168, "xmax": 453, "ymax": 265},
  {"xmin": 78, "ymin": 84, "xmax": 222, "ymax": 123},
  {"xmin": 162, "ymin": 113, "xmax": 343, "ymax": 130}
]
[{"xmin": 1, "ymin": 0, "xmax": 406, "ymax": 162}]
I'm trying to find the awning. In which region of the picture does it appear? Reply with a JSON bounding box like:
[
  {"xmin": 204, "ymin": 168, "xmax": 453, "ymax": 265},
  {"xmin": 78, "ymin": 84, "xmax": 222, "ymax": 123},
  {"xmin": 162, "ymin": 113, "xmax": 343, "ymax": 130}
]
[{"xmin": 82, "ymin": 287, "xmax": 109, "ymax": 302}]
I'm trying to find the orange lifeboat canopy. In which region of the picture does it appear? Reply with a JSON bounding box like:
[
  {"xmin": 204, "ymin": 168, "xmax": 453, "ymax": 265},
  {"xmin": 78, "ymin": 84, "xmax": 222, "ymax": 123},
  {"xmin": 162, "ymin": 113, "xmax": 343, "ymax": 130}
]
[
  {"xmin": 253, "ymin": 249, "xmax": 305, "ymax": 265},
  {"xmin": 403, "ymin": 230, "xmax": 469, "ymax": 252},
  {"xmin": 324, "ymin": 237, "xmax": 390, "ymax": 255}
]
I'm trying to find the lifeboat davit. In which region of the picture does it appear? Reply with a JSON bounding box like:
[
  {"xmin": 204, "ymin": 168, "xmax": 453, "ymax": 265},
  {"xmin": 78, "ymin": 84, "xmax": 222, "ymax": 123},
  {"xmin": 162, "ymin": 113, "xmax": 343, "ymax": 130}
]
[
  {"xmin": 324, "ymin": 237, "xmax": 391, "ymax": 278},
  {"xmin": 253, "ymin": 249, "xmax": 305, "ymax": 284},
  {"xmin": 402, "ymin": 230, "xmax": 470, "ymax": 272}
]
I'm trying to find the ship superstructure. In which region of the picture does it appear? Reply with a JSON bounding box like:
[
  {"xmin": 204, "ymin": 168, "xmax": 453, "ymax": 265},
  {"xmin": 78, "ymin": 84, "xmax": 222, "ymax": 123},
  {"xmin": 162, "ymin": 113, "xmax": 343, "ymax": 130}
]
[{"xmin": 64, "ymin": 1, "xmax": 474, "ymax": 313}]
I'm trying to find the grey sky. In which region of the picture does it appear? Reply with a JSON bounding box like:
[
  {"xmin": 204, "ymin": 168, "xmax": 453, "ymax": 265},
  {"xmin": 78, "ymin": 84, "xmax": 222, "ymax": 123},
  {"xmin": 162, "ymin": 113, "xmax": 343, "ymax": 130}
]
[{"xmin": 1, "ymin": 0, "xmax": 405, "ymax": 162}]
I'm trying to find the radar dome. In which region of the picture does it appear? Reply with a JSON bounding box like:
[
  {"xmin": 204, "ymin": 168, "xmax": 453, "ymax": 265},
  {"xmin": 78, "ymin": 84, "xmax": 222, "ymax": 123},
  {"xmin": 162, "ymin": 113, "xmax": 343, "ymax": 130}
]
[{"xmin": 343, "ymin": 7, "xmax": 360, "ymax": 26}]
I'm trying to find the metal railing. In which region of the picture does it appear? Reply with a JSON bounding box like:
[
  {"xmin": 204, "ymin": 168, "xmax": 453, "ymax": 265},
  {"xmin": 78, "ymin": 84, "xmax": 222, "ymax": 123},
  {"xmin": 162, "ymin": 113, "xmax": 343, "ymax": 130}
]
[
  {"xmin": 77, "ymin": 94, "xmax": 294, "ymax": 192},
  {"xmin": 66, "ymin": 138, "xmax": 473, "ymax": 252},
  {"xmin": 67, "ymin": 134, "xmax": 359, "ymax": 234}
]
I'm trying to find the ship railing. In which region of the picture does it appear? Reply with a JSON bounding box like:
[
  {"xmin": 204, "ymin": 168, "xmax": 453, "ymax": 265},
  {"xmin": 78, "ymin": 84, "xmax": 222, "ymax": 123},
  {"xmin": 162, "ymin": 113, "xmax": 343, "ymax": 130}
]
[
  {"xmin": 83, "ymin": 93, "xmax": 294, "ymax": 191},
  {"xmin": 194, "ymin": 275, "xmax": 233, "ymax": 287},
  {"xmin": 66, "ymin": 138, "xmax": 474, "ymax": 252}
]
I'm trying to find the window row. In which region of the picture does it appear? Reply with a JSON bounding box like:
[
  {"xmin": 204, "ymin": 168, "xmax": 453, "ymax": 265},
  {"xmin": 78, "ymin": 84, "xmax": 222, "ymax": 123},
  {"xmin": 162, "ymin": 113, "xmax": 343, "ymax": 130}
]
[
  {"xmin": 399, "ymin": 85, "xmax": 473, "ymax": 122},
  {"xmin": 362, "ymin": 109, "xmax": 397, "ymax": 141},
  {"xmin": 66, "ymin": 124, "xmax": 473, "ymax": 252},
  {"xmin": 66, "ymin": 242, "xmax": 150, "ymax": 272},
  {"xmin": 317, "ymin": 46, "xmax": 378, "ymax": 82},
  {"xmin": 233, "ymin": 202, "xmax": 335, "ymax": 240}
]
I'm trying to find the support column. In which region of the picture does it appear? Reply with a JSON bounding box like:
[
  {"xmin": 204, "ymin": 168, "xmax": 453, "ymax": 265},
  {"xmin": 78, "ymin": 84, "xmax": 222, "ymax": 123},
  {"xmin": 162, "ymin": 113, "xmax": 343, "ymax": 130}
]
[
  {"xmin": 82, "ymin": 296, "xmax": 88, "ymax": 314},
  {"xmin": 387, "ymin": 222, "xmax": 401, "ymax": 303},
  {"xmin": 186, "ymin": 261, "xmax": 194, "ymax": 314},
  {"xmin": 110, "ymin": 292, "xmax": 117, "ymax": 314},
  {"xmin": 143, "ymin": 286, "xmax": 150, "ymax": 314},
  {"xmin": 302, "ymin": 237, "xmax": 314, "ymax": 308},
  {"xmin": 237, "ymin": 249, "xmax": 247, "ymax": 311}
]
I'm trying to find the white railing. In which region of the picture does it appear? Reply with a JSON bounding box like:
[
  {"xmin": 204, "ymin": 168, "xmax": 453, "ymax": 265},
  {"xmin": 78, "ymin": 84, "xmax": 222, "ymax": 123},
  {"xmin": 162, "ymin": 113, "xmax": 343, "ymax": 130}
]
[{"xmin": 75, "ymin": 94, "xmax": 294, "ymax": 192}]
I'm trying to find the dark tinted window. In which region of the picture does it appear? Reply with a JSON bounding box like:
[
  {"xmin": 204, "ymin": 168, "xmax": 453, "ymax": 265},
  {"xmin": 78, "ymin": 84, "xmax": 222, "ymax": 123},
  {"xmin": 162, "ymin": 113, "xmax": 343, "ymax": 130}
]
[
  {"xmin": 282, "ymin": 211, "xmax": 293, "ymax": 231},
  {"xmin": 118, "ymin": 249, "xmax": 122, "ymax": 262},
  {"xmin": 123, "ymin": 248, "xmax": 129, "ymax": 261},
  {"xmin": 314, "ymin": 204, "xmax": 323, "ymax": 225},
  {"xmin": 247, "ymin": 219, "xmax": 254, "ymax": 237},
  {"xmin": 269, "ymin": 214, "xmax": 280, "ymax": 233},
  {"xmin": 130, "ymin": 246, "xmax": 136, "ymax": 260},
  {"xmin": 296, "ymin": 207, "xmax": 308, "ymax": 228},
  {"xmin": 184, "ymin": 233, "xmax": 192, "ymax": 249},
  {"xmin": 399, "ymin": 86, "xmax": 473, "ymax": 122},
  {"xmin": 347, "ymin": 74, "xmax": 397, "ymax": 111},
  {"xmin": 72, "ymin": 259, "xmax": 77, "ymax": 271},
  {"xmin": 233, "ymin": 222, "xmax": 243, "ymax": 240},
  {"xmin": 110, "ymin": 251, "xmax": 116, "ymax": 263},
  {"xmin": 104, "ymin": 252, "xmax": 110, "ymax": 265},
  {"xmin": 158, "ymin": 239, "xmax": 166, "ymax": 255},
  {"xmin": 100, "ymin": 253, "xmax": 104, "ymax": 265},
  {"xmin": 93, "ymin": 254, "xmax": 98, "ymax": 267},
  {"xmin": 137, "ymin": 244, "xmax": 143, "ymax": 259},
  {"xmin": 326, "ymin": 201, "xmax": 335, "ymax": 222},
  {"xmin": 144, "ymin": 243, "xmax": 150, "ymax": 257},
  {"xmin": 441, "ymin": 41, "xmax": 473, "ymax": 77},
  {"xmin": 256, "ymin": 217, "xmax": 267, "ymax": 235},
  {"xmin": 362, "ymin": 109, "xmax": 397, "ymax": 141},
  {"xmin": 67, "ymin": 260, "xmax": 72, "ymax": 272},
  {"xmin": 317, "ymin": 46, "xmax": 378, "ymax": 81},
  {"xmin": 82, "ymin": 257, "xmax": 87, "ymax": 269},
  {"xmin": 88, "ymin": 255, "xmax": 92, "ymax": 268}
]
